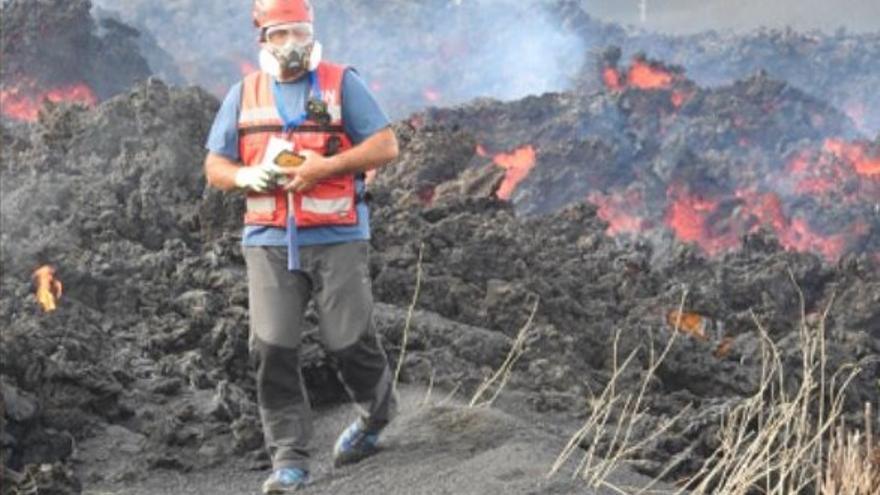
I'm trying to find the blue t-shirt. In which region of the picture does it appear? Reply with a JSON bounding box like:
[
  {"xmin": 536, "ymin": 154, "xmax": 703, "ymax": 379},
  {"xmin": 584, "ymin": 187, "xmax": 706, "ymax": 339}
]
[{"xmin": 205, "ymin": 68, "xmax": 391, "ymax": 246}]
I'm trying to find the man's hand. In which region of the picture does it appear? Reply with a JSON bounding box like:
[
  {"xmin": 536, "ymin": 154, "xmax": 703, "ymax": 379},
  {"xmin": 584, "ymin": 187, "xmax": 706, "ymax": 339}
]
[
  {"xmin": 234, "ymin": 163, "xmax": 283, "ymax": 193},
  {"xmin": 282, "ymin": 150, "xmax": 331, "ymax": 193}
]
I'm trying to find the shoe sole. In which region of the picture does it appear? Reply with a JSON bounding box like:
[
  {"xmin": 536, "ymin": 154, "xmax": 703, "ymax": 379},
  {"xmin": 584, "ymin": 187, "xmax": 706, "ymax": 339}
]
[
  {"xmin": 263, "ymin": 484, "xmax": 307, "ymax": 494},
  {"xmin": 333, "ymin": 446, "xmax": 380, "ymax": 468}
]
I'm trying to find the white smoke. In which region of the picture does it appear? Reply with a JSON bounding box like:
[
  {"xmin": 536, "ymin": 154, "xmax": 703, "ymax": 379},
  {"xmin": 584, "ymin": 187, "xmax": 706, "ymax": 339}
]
[{"xmin": 90, "ymin": 0, "xmax": 585, "ymax": 117}]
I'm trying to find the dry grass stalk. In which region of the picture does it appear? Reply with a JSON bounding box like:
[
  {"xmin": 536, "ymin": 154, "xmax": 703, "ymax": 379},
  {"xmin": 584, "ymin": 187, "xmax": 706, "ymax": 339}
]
[
  {"xmin": 675, "ymin": 280, "xmax": 864, "ymax": 495},
  {"xmin": 548, "ymin": 289, "xmax": 690, "ymax": 490},
  {"xmin": 820, "ymin": 404, "xmax": 880, "ymax": 495},
  {"xmin": 420, "ymin": 367, "xmax": 436, "ymax": 408},
  {"xmin": 438, "ymin": 382, "xmax": 462, "ymax": 407},
  {"xmin": 550, "ymin": 274, "xmax": 871, "ymax": 495},
  {"xmin": 468, "ymin": 297, "xmax": 540, "ymax": 408},
  {"xmin": 393, "ymin": 242, "xmax": 425, "ymax": 390}
]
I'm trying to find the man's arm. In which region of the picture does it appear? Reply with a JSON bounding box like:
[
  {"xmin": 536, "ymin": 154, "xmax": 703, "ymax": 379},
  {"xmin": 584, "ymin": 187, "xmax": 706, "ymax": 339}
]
[
  {"xmin": 284, "ymin": 126, "xmax": 398, "ymax": 192},
  {"xmin": 204, "ymin": 152, "xmax": 244, "ymax": 192},
  {"xmin": 327, "ymin": 126, "xmax": 399, "ymax": 175}
]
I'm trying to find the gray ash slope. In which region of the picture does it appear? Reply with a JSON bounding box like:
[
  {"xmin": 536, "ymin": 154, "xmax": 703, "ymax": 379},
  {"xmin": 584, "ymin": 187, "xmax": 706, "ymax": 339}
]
[{"xmin": 2, "ymin": 72, "xmax": 879, "ymax": 493}]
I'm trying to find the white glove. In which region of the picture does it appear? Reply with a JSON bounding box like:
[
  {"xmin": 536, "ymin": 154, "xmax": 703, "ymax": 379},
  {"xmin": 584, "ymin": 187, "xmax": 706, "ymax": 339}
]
[{"xmin": 234, "ymin": 164, "xmax": 282, "ymax": 193}]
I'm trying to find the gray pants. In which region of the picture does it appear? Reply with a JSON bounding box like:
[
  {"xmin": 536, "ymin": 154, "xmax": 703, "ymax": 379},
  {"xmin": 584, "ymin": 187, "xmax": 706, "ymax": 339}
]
[{"xmin": 244, "ymin": 242, "xmax": 396, "ymax": 472}]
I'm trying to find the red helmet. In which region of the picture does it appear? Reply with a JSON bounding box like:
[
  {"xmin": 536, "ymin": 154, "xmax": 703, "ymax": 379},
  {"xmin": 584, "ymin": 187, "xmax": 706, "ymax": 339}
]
[{"xmin": 252, "ymin": 0, "xmax": 314, "ymax": 29}]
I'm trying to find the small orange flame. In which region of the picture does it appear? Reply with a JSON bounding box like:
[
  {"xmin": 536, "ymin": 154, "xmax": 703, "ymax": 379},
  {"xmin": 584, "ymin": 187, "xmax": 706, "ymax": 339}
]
[
  {"xmin": 666, "ymin": 310, "xmax": 709, "ymax": 341},
  {"xmin": 493, "ymin": 145, "xmax": 536, "ymax": 200},
  {"xmin": 33, "ymin": 265, "xmax": 63, "ymax": 313}
]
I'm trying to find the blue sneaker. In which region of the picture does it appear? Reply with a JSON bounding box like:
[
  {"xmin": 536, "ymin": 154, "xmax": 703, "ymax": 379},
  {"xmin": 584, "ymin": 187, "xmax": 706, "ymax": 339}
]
[
  {"xmin": 333, "ymin": 417, "xmax": 381, "ymax": 467},
  {"xmin": 261, "ymin": 467, "xmax": 309, "ymax": 494}
]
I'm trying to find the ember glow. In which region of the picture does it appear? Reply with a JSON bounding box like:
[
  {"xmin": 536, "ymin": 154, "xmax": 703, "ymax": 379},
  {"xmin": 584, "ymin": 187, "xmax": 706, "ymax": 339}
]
[
  {"xmin": 823, "ymin": 138, "xmax": 880, "ymax": 177},
  {"xmin": 492, "ymin": 145, "xmax": 537, "ymax": 201},
  {"xmin": 601, "ymin": 57, "xmax": 692, "ymax": 108},
  {"xmin": 1, "ymin": 78, "xmax": 97, "ymax": 121},
  {"xmin": 660, "ymin": 182, "xmax": 868, "ymax": 262},
  {"xmin": 602, "ymin": 67, "xmax": 623, "ymax": 91},
  {"xmin": 627, "ymin": 60, "xmax": 675, "ymax": 90},
  {"xmin": 602, "ymin": 57, "xmax": 681, "ymax": 92},
  {"xmin": 665, "ymin": 185, "xmax": 740, "ymax": 256},
  {"xmin": 33, "ymin": 265, "xmax": 63, "ymax": 313},
  {"xmin": 588, "ymin": 189, "xmax": 649, "ymax": 236}
]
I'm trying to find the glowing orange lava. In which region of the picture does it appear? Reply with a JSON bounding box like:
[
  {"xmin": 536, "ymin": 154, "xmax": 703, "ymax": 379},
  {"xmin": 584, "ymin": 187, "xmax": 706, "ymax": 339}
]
[
  {"xmin": 1, "ymin": 79, "xmax": 97, "ymax": 121},
  {"xmin": 627, "ymin": 60, "xmax": 675, "ymax": 90},
  {"xmin": 587, "ymin": 190, "xmax": 648, "ymax": 236},
  {"xmin": 824, "ymin": 138, "xmax": 880, "ymax": 177},
  {"xmin": 493, "ymin": 145, "xmax": 536, "ymax": 201},
  {"xmin": 602, "ymin": 67, "xmax": 623, "ymax": 91},
  {"xmin": 665, "ymin": 186, "xmax": 739, "ymax": 256},
  {"xmin": 33, "ymin": 265, "xmax": 63, "ymax": 313}
]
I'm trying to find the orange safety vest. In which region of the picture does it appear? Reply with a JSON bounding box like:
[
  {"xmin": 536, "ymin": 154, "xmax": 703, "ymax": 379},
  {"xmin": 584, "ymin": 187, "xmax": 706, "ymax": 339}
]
[{"xmin": 237, "ymin": 62, "xmax": 357, "ymax": 228}]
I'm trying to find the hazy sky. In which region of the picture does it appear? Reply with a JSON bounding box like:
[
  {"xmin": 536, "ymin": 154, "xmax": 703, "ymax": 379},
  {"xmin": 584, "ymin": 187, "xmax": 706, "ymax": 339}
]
[{"xmin": 585, "ymin": 0, "xmax": 880, "ymax": 34}]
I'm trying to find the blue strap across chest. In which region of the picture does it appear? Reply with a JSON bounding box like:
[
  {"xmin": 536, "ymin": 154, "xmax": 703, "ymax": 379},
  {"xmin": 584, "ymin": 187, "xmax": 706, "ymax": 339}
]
[{"xmin": 271, "ymin": 70, "xmax": 322, "ymax": 133}]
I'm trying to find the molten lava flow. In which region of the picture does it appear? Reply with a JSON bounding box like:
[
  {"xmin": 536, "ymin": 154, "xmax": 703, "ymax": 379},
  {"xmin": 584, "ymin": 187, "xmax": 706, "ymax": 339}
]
[
  {"xmin": 824, "ymin": 138, "xmax": 880, "ymax": 178},
  {"xmin": 785, "ymin": 151, "xmax": 845, "ymax": 196},
  {"xmin": 664, "ymin": 186, "xmax": 740, "ymax": 256},
  {"xmin": 735, "ymin": 189, "xmax": 861, "ymax": 263},
  {"xmin": 493, "ymin": 145, "xmax": 536, "ymax": 201},
  {"xmin": 33, "ymin": 265, "xmax": 63, "ymax": 313},
  {"xmin": 779, "ymin": 218, "xmax": 852, "ymax": 263},
  {"xmin": 627, "ymin": 60, "xmax": 674, "ymax": 90},
  {"xmin": 601, "ymin": 58, "xmax": 684, "ymax": 99},
  {"xmin": 0, "ymin": 78, "xmax": 97, "ymax": 121},
  {"xmin": 587, "ymin": 190, "xmax": 648, "ymax": 236}
]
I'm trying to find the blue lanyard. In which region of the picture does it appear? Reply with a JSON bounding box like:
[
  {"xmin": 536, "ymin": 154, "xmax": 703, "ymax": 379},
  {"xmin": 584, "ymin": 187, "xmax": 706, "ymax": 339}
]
[{"xmin": 272, "ymin": 70, "xmax": 321, "ymax": 133}]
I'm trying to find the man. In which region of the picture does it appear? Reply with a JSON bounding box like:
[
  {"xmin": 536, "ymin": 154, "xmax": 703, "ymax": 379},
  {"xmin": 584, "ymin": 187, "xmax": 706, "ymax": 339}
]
[{"xmin": 203, "ymin": 0, "xmax": 399, "ymax": 492}]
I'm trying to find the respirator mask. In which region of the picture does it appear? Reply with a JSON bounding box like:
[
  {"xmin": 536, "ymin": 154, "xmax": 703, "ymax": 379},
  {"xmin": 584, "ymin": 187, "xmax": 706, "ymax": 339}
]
[{"xmin": 259, "ymin": 22, "xmax": 322, "ymax": 78}]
